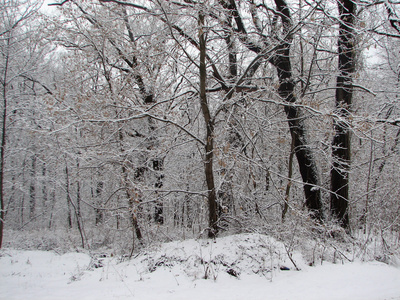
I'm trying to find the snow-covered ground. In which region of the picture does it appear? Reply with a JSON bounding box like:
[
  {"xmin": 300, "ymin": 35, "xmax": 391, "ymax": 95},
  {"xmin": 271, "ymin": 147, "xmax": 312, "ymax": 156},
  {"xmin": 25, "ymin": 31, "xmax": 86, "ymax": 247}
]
[{"xmin": 1, "ymin": 233, "xmax": 400, "ymax": 300}]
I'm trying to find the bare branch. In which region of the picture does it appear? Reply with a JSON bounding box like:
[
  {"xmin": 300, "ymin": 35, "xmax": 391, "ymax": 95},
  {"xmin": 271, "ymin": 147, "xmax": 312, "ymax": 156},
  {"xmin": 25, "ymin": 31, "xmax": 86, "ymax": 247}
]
[{"xmin": 48, "ymin": 0, "xmax": 72, "ymax": 6}]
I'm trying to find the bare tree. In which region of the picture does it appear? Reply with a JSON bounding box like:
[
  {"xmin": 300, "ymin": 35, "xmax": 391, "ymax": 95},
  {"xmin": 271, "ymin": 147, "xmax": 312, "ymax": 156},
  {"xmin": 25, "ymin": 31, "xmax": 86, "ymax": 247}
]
[
  {"xmin": 0, "ymin": 0, "xmax": 43, "ymax": 248},
  {"xmin": 330, "ymin": 0, "xmax": 357, "ymax": 230},
  {"xmin": 217, "ymin": 0, "xmax": 323, "ymax": 220}
]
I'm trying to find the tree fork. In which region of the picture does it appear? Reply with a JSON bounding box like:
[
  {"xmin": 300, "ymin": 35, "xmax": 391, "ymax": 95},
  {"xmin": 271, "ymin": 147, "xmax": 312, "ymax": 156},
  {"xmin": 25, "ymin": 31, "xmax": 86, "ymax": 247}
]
[{"xmin": 225, "ymin": 0, "xmax": 323, "ymax": 220}]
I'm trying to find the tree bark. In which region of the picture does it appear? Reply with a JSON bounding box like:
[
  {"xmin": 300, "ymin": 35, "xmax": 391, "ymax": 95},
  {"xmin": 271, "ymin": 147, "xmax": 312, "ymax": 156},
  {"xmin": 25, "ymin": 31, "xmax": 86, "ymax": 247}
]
[
  {"xmin": 48, "ymin": 189, "xmax": 56, "ymax": 229},
  {"xmin": 0, "ymin": 31, "xmax": 11, "ymax": 248},
  {"xmin": 272, "ymin": 0, "xmax": 322, "ymax": 220},
  {"xmin": 274, "ymin": 52, "xmax": 323, "ymax": 220},
  {"xmin": 95, "ymin": 181, "xmax": 104, "ymax": 225},
  {"xmin": 42, "ymin": 164, "xmax": 48, "ymax": 209},
  {"xmin": 331, "ymin": 0, "xmax": 356, "ymax": 230},
  {"xmin": 282, "ymin": 133, "xmax": 295, "ymax": 222},
  {"xmin": 225, "ymin": 0, "xmax": 323, "ymax": 220},
  {"xmin": 199, "ymin": 11, "xmax": 218, "ymax": 238},
  {"xmin": 64, "ymin": 157, "xmax": 86, "ymax": 248},
  {"xmin": 0, "ymin": 59, "xmax": 7, "ymax": 249},
  {"xmin": 118, "ymin": 127, "xmax": 143, "ymax": 245},
  {"xmin": 29, "ymin": 155, "xmax": 36, "ymax": 220},
  {"xmin": 65, "ymin": 164, "xmax": 73, "ymax": 229}
]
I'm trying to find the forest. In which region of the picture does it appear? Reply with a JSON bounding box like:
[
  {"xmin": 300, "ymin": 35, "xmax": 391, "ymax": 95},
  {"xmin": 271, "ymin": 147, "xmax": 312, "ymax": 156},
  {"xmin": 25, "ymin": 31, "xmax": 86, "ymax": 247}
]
[{"xmin": 1, "ymin": 0, "xmax": 400, "ymax": 264}]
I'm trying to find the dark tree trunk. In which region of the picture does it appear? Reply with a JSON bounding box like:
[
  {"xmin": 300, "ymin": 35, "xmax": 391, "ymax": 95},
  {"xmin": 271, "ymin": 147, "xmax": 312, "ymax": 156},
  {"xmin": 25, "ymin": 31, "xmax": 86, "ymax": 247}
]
[
  {"xmin": 29, "ymin": 155, "xmax": 36, "ymax": 220},
  {"xmin": 65, "ymin": 164, "xmax": 72, "ymax": 229},
  {"xmin": 272, "ymin": 0, "xmax": 323, "ymax": 220},
  {"xmin": 0, "ymin": 94, "xmax": 5, "ymax": 249},
  {"xmin": 76, "ymin": 159, "xmax": 82, "ymax": 230},
  {"xmin": 75, "ymin": 179, "xmax": 86, "ymax": 248},
  {"xmin": 64, "ymin": 158, "xmax": 86, "ymax": 248},
  {"xmin": 153, "ymin": 159, "xmax": 164, "ymax": 224},
  {"xmin": 204, "ymin": 121, "xmax": 218, "ymax": 238},
  {"xmin": 199, "ymin": 11, "xmax": 218, "ymax": 238},
  {"xmin": 0, "ymin": 33, "xmax": 11, "ymax": 249},
  {"xmin": 225, "ymin": 0, "xmax": 323, "ymax": 220},
  {"xmin": 48, "ymin": 189, "xmax": 56, "ymax": 229},
  {"xmin": 275, "ymin": 56, "xmax": 322, "ymax": 220},
  {"xmin": 42, "ymin": 164, "xmax": 47, "ymax": 208},
  {"xmin": 282, "ymin": 134, "xmax": 295, "ymax": 222},
  {"xmin": 95, "ymin": 181, "xmax": 104, "ymax": 225},
  {"xmin": 20, "ymin": 159, "xmax": 27, "ymax": 227},
  {"xmin": 331, "ymin": 0, "xmax": 356, "ymax": 230}
]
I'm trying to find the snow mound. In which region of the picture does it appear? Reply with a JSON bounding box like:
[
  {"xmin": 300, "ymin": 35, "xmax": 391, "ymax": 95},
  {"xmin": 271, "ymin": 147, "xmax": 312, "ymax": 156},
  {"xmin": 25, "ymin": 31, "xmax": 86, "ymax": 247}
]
[{"xmin": 139, "ymin": 233, "xmax": 302, "ymax": 280}]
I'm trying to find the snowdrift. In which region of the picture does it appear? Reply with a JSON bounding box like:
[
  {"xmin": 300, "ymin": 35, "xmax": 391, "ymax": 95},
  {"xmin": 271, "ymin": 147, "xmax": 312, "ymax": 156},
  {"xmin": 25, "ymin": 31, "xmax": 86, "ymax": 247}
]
[{"xmin": 1, "ymin": 233, "xmax": 400, "ymax": 300}]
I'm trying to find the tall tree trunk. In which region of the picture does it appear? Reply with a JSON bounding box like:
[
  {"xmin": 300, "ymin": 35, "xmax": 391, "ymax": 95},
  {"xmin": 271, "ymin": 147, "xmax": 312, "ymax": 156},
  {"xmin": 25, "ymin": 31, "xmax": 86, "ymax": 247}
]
[
  {"xmin": 0, "ymin": 84, "xmax": 6, "ymax": 248},
  {"xmin": 65, "ymin": 163, "xmax": 73, "ymax": 229},
  {"xmin": 226, "ymin": 0, "xmax": 323, "ymax": 220},
  {"xmin": 0, "ymin": 34, "xmax": 11, "ymax": 249},
  {"xmin": 153, "ymin": 159, "xmax": 164, "ymax": 224},
  {"xmin": 274, "ymin": 56, "xmax": 323, "ymax": 220},
  {"xmin": 331, "ymin": 0, "xmax": 356, "ymax": 230},
  {"xmin": 122, "ymin": 6, "xmax": 164, "ymax": 226},
  {"xmin": 64, "ymin": 157, "xmax": 86, "ymax": 248},
  {"xmin": 218, "ymin": 13, "xmax": 239, "ymax": 221},
  {"xmin": 48, "ymin": 189, "xmax": 56, "ymax": 229},
  {"xmin": 20, "ymin": 158, "xmax": 27, "ymax": 227},
  {"xmin": 199, "ymin": 11, "xmax": 218, "ymax": 238},
  {"xmin": 95, "ymin": 181, "xmax": 103, "ymax": 225},
  {"xmin": 76, "ymin": 158, "xmax": 82, "ymax": 234},
  {"xmin": 118, "ymin": 128, "xmax": 143, "ymax": 245},
  {"xmin": 42, "ymin": 164, "xmax": 48, "ymax": 209},
  {"xmin": 272, "ymin": 0, "xmax": 322, "ymax": 220},
  {"xmin": 282, "ymin": 134, "xmax": 295, "ymax": 222},
  {"xmin": 29, "ymin": 155, "xmax": 36, "ymax": 220}
]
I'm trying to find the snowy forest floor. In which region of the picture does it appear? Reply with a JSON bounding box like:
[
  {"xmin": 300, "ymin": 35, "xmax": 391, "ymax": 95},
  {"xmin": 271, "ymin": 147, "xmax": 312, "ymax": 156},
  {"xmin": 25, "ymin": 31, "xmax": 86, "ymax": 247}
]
[{"xmin": 1, "ymin": 232, "xmax": 400, "ymax": 300}]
